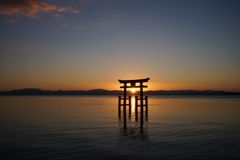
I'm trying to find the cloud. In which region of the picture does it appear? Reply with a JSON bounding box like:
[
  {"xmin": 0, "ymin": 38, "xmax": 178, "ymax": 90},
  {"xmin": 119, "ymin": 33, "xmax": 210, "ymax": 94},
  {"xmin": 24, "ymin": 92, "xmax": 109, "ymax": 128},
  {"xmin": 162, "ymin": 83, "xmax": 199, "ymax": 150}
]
[
  {"xmin": 54, "ymin": 14, "xmax": 60, "ymax": 17},
  {"xmin": 4, "ymin": 18, "xmax": 15, "ymax": 23},
  {"xmin": 40, "ymin": 2, "xmax": 57, "ymax": 12},
  {"xmin": 0, "ymin": 0, "xmax": 78, "ymax": 18},
  {"xmin": 0, "ymin": 0, "xmax": 56, "ymax": 18},
  {"xmin": 57, "ymin": 7, "xmax": 72, "ymax": 12},
  {"xmin": 71, "ymin": 10, "xmax": 79, "ymax": 13}
]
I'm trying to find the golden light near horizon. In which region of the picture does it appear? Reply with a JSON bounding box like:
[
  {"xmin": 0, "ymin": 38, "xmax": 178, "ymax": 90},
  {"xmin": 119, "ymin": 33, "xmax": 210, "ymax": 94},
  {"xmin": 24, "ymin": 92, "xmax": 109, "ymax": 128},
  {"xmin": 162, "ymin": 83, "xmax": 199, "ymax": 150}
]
[{"xmin": 131, "ymin": 88, "xmax": 136, "ymax": 93}]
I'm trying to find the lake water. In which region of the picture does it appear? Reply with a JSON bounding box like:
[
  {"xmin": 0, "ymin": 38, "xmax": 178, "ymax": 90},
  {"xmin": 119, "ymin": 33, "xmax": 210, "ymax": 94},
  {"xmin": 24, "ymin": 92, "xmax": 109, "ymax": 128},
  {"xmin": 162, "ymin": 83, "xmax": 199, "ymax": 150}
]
[{"xmin": 0, "ymin": 96, "xmax": 240, "ymax": 159}]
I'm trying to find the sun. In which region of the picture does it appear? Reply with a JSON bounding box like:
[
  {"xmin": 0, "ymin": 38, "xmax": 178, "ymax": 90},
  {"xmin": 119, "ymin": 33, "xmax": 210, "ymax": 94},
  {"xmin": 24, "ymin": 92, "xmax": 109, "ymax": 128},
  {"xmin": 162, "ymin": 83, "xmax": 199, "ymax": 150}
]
[{"xmin": 131, "ymin": 88, "xmax": 136, "ymax": 93}]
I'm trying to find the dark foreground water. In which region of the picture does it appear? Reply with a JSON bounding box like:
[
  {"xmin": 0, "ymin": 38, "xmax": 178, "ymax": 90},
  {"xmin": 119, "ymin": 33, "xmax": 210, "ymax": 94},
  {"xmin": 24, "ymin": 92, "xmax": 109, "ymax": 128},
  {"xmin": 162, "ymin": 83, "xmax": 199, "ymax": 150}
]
[{"xmin": 0, "ymin": 96, "xmax": 240, "ymax": 159}]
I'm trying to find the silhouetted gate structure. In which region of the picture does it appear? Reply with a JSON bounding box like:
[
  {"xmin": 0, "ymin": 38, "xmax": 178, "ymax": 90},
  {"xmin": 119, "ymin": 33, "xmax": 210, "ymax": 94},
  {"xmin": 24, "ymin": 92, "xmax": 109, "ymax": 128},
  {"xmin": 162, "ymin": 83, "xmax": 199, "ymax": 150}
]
[{"xmin": 118, "ymin": 78, "xmax": 150, "ymax": 120}]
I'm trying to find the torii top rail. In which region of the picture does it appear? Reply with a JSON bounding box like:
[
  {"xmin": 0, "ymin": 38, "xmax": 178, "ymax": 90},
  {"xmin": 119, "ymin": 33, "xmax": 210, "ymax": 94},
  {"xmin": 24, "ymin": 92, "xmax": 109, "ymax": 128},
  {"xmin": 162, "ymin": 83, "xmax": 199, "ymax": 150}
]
[{"xmin": 118, "ymin": 78, "xmax": 150, "ymax": 107}]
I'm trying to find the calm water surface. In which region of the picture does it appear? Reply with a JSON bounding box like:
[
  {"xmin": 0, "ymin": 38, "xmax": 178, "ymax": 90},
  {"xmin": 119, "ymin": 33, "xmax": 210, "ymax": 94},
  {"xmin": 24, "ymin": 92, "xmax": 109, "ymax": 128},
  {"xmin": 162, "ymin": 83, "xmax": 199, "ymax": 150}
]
[{"xmin": 0, "ymin": 96, "xmax": 240, "ymax": 159}]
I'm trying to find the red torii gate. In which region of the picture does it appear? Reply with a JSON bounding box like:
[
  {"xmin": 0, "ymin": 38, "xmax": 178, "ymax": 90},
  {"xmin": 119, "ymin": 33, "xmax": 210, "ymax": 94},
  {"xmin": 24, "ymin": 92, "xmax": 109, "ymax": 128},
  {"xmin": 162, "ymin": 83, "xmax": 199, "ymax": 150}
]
[{"xmin": 118, "ymin": 78, "xmax": 150, "ymax": 119}]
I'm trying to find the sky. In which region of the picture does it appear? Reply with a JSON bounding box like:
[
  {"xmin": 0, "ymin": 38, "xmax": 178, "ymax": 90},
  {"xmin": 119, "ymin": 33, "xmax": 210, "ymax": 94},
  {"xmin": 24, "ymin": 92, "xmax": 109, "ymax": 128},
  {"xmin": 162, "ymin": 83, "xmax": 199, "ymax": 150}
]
[{"xmin": 0, "ymin": 0, "xmax": 240, "ymax": 92}]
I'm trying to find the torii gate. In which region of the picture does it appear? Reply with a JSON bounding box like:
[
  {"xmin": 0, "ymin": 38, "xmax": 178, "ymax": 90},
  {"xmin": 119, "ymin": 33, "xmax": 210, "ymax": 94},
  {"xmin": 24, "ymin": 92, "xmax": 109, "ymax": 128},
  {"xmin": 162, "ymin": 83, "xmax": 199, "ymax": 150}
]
[{"xmin": 118, "ymin": 78, "xmax": 150, "ymax": 119}]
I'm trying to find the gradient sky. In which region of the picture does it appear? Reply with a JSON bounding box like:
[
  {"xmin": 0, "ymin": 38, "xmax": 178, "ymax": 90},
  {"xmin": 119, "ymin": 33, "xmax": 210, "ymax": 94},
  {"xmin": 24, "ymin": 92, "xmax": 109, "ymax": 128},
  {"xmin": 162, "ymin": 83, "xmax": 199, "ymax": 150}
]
[{"xmin": 0, "ymin": 0, "xmax": 240, "ymax": 91}]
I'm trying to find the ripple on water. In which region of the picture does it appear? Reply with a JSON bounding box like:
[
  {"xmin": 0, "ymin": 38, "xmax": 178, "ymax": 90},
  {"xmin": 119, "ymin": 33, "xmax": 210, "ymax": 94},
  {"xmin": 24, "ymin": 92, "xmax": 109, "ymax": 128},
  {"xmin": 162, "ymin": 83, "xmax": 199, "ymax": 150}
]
[{"xmin": 0, "ymin": 96, "xmax": 240, "ymax": 159}]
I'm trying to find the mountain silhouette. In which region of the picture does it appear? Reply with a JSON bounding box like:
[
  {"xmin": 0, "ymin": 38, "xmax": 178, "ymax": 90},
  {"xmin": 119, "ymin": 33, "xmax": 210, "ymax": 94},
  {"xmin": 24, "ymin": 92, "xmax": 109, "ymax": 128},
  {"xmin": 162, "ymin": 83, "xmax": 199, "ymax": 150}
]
[{"xmin": 0, "ymin": 88, "xmax": 239, "ymax": 95}]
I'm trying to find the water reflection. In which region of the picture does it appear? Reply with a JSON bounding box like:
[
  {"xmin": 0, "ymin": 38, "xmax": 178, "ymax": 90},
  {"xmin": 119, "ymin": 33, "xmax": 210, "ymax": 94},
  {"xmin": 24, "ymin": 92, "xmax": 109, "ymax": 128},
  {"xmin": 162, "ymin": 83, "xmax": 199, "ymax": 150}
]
[
  {"xmin": 131, "ymin": 96, "xmax": 135, "ymax": 114},
  {"xmin": 118, "ymin": 96, "xmax": 148, "ymax": 121},
  {"xmin": 118, "ymin": 96, "xmax": 150, "ymax": 153},
  {"xmin": 119, "ymin": 117, "xmax": 148, "ymax": 141},
  {"xmin": 118, "ymin": 113, "xmax": 150, "ymax": 153}
]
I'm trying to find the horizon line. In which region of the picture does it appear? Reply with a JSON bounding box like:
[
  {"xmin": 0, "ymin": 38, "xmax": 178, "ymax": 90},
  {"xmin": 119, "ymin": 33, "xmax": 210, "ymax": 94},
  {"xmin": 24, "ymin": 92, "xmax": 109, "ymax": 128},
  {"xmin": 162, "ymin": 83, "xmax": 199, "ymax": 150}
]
[{"xmin": 0, "ymin": 88, "xmax": 240, "ymax": 93}]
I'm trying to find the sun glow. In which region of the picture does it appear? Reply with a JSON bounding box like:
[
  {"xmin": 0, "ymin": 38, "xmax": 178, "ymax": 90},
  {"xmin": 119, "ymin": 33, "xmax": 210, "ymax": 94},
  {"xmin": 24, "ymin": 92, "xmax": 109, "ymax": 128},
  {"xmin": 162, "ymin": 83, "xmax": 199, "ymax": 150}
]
[{"xmin": 131, "ymin": 88, "xmax": 136, "ymax": 93}]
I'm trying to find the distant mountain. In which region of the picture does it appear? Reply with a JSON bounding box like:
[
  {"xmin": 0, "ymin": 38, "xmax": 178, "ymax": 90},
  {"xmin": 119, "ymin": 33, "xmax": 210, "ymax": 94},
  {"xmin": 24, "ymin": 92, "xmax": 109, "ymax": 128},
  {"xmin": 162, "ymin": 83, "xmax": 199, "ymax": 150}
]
[
  {"xmin": 0, "ymin": 88, "xmax": 239, "ymax": 96},
  {"xmin": 145, "ymin": 90, "xmax": 240, "ymax": 95},
  {"xmin": 0, "ymin": 88, "xmax": 122, "ymax": 95}
]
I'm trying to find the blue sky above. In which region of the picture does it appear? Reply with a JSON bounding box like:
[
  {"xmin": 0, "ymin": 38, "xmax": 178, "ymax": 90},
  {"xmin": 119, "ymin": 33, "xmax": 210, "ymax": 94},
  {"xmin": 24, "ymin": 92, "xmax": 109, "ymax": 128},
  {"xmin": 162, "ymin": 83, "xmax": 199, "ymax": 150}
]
[{"xmin": 0, "ymin": 0, "xmax": 240, "ymax": 91}]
